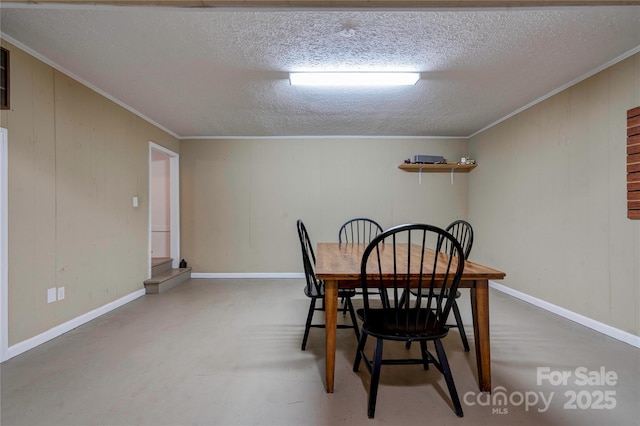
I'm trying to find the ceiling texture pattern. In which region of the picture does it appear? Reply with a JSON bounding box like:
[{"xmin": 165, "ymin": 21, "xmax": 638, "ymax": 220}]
[{"xmin": 1, "ymin": 3, "xmax": 640, "ymax": 138}]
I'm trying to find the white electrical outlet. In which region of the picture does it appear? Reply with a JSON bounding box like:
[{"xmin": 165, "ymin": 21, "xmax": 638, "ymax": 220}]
[
  {"xmin": 57, "ymin": 287, "xmax": 65, "ymax": 300},
  {"xmin": 47, "ymin": 288, "xmax": 57, "ymax": 303}
]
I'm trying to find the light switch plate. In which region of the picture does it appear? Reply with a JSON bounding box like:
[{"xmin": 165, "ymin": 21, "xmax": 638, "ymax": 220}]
[
  {"xmin": 47, "ymin": 288, "xmax": 57, "ymax": 303},
  {"xmin": 57, "ymin": 287, "xmax": 65, "ymax": 300}
]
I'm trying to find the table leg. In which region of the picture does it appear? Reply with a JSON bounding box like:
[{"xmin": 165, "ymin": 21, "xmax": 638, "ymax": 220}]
[
  {"xmin": 324, "ymin": 279, "xmax": 338, "ymax": 393},
  {"xmin": 470, "ymin": 279, "xmax": 491, "ymax": 392}
]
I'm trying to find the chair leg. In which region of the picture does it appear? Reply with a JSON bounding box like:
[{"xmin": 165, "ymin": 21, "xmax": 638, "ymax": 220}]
[
  {"xmin": 353, "ymin": 332, "xmax": 368, "ymax": 372},
  {"xmin": 434, "ymin": 339, "xmax": 464, "ymax": 417},
  {"xmin": 419, "ymin": 340, "xmax": 430, "ymax": 370},
  {"xmin": 301, "ymin": 298, "xmax": 317, "ymax": 351},
  {"xmin": 451, "ymin": 300, "xmax": 470, "ymax": 352},
  {"xmin": 367, "ymin": 338, "xmax": 384, "ymax": 419},
  {"xmin": 345, "ymin": 297, "xmax": 360, "ymax": 341}
]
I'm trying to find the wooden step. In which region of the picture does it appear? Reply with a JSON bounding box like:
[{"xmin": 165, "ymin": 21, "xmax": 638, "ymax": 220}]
[
  {"xmin": 151, "ymin": 257, "xmax": 173, "ymax": 276},
  {"xmin": 144, "ymin": 267, "xmax": 192, "ymax": 294}
]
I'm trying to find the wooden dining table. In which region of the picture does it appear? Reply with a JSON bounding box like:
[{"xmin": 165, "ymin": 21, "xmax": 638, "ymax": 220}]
[{"xmin": 315, "ymin": 242, "xmax": 506, "ymax": 393}]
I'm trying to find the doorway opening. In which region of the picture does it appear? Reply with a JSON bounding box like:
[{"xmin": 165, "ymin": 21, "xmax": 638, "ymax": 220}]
[{"xmin": 148, "ymin": 142, "xmax": 180, "ymax": 278}]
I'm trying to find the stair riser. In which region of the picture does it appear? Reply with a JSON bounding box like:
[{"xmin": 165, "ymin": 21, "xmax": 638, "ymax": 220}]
[
  {"xmin": 145, "ymin": 268, "xmax": 191, "ymax": 294},
  {"xmin": 152, "ymin": 261, "xmax": 173, "ymax": 276}
]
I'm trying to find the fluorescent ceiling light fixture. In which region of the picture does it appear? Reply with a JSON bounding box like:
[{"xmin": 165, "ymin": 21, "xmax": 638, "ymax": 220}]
[{"xmin": 289, "ymin": 72, "xmax": 419, "ymax": 86}]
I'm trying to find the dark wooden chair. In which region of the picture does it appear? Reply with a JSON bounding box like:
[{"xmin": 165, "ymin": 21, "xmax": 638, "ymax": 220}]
[
  {"xmin": 338, "ymin": 218, "xmax": 384, "ymax": 313},
  {"xmin": 407, "ymin": 219, "xmax": 474, "ymax": 351},
  {"xmin": 338, "ymin": 217, "xmax": 384, "ymax": 244},
  {"xmin": 297, "ymin": 220, "xmax": 360, "ymax": 351},
  {"xmin": 353, "ymin": 223, "xmax": 465, "ymax": 419}
]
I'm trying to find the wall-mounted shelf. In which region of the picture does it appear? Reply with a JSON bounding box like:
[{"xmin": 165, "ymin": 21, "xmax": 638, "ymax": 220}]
[
  {"xmin": 398, "ymin": 163, "xmax": 477, "ymax": 173},
  {"xmin": 398, "ymin": 162, "xmax": 477, "ymax": 184}
]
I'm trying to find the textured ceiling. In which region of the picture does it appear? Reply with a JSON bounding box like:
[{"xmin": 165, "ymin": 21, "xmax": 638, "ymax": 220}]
[{"xmin": 1, "ymin": 4, "xmax": 640, "ymax": 138}]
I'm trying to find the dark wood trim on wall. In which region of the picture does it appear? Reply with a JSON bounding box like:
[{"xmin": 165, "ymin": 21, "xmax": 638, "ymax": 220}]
[
  {"xmin": 627, "ymin": 106, "xmax": 640, "ymax": 220},
  {"xmin": 0, "ymin": 47, "xmax": 8, "ymax": 110}
]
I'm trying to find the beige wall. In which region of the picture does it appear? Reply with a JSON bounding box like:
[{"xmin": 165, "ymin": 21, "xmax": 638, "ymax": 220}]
[
  {"xmin": 1, "ymin": 40, "xmax": 180, "ymax": 345},
  {"xmin": 469, "ymin": 53, "xmax": 640, "ymax": 336},
  {"xmin": 180, "ymin": 137, "xmax": 470, "ymax": 273},
  {"xmin": 5, "ymin": 35, "xmax": 638, "ymax": 350}
]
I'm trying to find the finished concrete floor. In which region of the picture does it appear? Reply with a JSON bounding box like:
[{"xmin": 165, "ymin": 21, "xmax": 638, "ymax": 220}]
[{"xmin": 1, "ymin": 278, "xmax": 639, "ymax": 426}]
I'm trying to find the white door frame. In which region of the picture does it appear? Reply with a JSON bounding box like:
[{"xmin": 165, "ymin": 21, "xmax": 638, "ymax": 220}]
[
  {"xmin": 148, "ymin": 142, "xmax": 180, "ymax": 277},
  {"xmin": 1, "ymin": 128, "xmax": 8, "ymax": 362}
]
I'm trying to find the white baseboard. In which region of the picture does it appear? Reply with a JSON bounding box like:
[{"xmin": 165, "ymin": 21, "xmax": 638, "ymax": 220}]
[
  {"xmin": 490, "ymin": 281, "xmax": 640, "ymax": 349},
  {"xmin": 5, "ymin": 289, "xmax": 146, "ymax": 362},
  {"xmin": 191, "ymin": 272, "xmax": 304, "ymax": 279}
]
